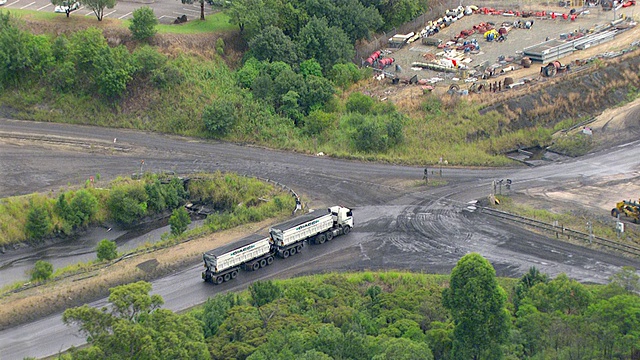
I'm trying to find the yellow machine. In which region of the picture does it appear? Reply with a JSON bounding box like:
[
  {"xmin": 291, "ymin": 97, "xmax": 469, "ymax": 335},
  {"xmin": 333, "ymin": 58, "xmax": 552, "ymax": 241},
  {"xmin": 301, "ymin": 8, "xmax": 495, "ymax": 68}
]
[{"xmin": 611, "ymin": 199, "xmax": 640, "ymax": 223}]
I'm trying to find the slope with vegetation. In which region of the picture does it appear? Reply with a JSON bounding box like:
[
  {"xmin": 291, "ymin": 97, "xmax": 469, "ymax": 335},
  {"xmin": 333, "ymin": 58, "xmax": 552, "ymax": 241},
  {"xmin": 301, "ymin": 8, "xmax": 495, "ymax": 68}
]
[{"xmin": 55, "ymin": 255, "xmax": 640, "ymax": 360}]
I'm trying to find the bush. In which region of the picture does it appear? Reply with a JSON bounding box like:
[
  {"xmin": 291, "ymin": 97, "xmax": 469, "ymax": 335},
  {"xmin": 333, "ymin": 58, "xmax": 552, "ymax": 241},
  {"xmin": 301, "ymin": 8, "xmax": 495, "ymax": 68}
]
[
  {"xmin": 169, "ymin": 207, "xmax": 191, "ymax": 236},
  {"xmin": 132, "ymin": 45, "xmax": 167, "ymax": 77},
  {"xmin": 25, "ymin": 199, "xmax": 52, "ymax": 242},
  {"xmin": 31, "ymin": 260, "xmax": 53, "ymax": 281},
  {"xmin": 69, "ymin": 189, "xmax": 99, "ymax": 228},
  {"xmin": 151, "ymin": 64, "xmax": 184, "ymax": 88},
  {"xmin": 203, "ymin": 98, "xmax": 236, "ymax": 137},
  {"xmin": 107, "ymin": 187, "xmax": 148, "ymax": 225},
  {"xmin": 129, "ymin": 7, "xmax": 158, "ymax": 42},
  {"xmin": 215, "ymin": 37, "xmax": 225, "ymax": 56},
  {"xmin": 96, "ymin": 239, "xmax": 118, "ymax": 261},
  {"xmin": 346, "ymin": 92, "xmax": 374, "ymax": 114}
]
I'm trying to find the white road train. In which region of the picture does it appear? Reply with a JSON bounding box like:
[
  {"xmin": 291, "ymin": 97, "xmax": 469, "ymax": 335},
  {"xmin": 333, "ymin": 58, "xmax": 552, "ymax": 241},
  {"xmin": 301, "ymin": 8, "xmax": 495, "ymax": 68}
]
[{"xmin": 202, "ymin": 206, "xmax": 354, "ymax": 284}]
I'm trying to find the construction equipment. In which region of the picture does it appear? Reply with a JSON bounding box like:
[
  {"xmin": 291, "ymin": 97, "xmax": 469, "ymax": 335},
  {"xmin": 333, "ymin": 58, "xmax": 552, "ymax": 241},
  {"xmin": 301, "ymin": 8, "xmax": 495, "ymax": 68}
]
[
  {"xmin": 541, "ymin": 61, "xmax": 571, "ymax": 77},
  {"xmin": 611, "ymin": 199, "xmax": 640, "ymax": 223}
]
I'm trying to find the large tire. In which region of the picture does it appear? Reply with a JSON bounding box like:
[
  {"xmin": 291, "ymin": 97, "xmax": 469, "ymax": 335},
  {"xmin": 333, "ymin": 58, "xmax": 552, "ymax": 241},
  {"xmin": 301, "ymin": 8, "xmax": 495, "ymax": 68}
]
[
  {"xmin": 260, "ymin": 259, "xmax": 267, "ymax": 268},
  {"xmin": 267, "ymin": 256, "xmax": 274, "ymax": 265},
  {"xmin": 317, "ymin": 234, "xmax": 326, "ymax": 244},
  {"xmin": 290, "ymin": 247, "xmax": 297, "ymax": 256},
  {"xmin": 231, "ymin": 270, "xmax": 238, "ymax": 279},
  {"xmin": 343, "ymin": 225, "xmax": 351, "ymax": 235},
  {"xmin": 223, "ymin": 273, "xmax": 231, "ymax": 282},
  {"xmin": 282, "ymin": 249, "xmax": 290, "ymax": 258},
  {"xmin": 296, "ymin": 245, "xmax": 303, "ymax": 253},
  {"xmin": 252, "ymin": 262, "xmax": 260, "ymax": 271},
  {"xmin": 325, "ymin": 231, "xmax": 334, "ymax": 241},
  {"xmin": 611, "ymin": 208, "xmax": 620, "ymax": 217},
  {"xmin": 215, "ymin": 276, "xmax": 224, "ymax": 285}
]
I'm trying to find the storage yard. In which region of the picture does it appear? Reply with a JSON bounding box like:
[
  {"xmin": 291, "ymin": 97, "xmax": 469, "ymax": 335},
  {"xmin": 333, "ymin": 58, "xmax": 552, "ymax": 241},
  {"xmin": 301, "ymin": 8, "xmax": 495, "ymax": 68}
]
[{"xmin": 362, "ymin": 1, "xmax": 638, "ymax": 95}]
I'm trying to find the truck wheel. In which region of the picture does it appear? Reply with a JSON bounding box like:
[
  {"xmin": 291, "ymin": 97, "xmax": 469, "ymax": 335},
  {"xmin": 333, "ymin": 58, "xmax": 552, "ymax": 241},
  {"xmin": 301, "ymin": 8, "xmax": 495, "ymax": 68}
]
[
  {"xmin": 290, "ymin": 247, "xmax": 297, "ymax": 256},
  {"xmin": 282, "ymin": 249, "xmax": 290, "ymax": 258},
  {"xmin": 611, "ymin": 208, "xmax": 620, "ymax": 217},
  {"xmin": 267, "ymin": 256, "xmax": 274, "ymax": 265},
  {"xmin": 224, "ymin": 273, "xmax": 231, "ymax": 282},
  {"xmin": 231, "ymin": 270, "xmax": 238, "ymax": 279},
  {"xmin": 215, "ymin": 276, "xmax": 224, "ymax": 285},
  {"xmin": 343, "ymin": 226, "xmax": 351, "ymax": 235},
  {"xmin": 325, "ymin": 231, "xmax": 334, "ymax": 241},
  {"xmin": 252, "ymin": 262, "xmax": 260, "ymax": 271},
  {"xmin": 317, "ymin": 234, "xmax": 326, "ymax": 244},
  {"xmin": 296, "ymin": 245, "xmax": 303, "ymax": 253},
  {"xmin": 260, "ymin": 259, "xmax": 267, "ymax": 268}
]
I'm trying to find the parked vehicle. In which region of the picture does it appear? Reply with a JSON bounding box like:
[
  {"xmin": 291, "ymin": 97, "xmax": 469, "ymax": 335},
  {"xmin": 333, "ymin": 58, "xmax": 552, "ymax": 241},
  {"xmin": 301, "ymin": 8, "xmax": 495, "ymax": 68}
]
[{"xmin": 202, "ymin": 205, "xmax": 354, "ymax": 284}]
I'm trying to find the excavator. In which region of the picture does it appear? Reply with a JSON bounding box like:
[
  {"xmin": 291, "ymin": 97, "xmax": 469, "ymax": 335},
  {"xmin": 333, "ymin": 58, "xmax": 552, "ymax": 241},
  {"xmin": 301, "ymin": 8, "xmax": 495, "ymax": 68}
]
[{"xmin": 611, "ymin": 199, "xmax": 640, "ymax": 223}]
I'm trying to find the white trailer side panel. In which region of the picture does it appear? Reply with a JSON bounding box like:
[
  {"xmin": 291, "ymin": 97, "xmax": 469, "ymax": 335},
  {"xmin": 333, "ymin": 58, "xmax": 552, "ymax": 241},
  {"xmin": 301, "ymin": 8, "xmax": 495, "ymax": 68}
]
[
  {"xmin": 280, "ymin": 214, "xmax": 333, "ymax": 247},
  {"xmin": 207, "ymin": 237, "xmax": 271, "ymax": 273}
]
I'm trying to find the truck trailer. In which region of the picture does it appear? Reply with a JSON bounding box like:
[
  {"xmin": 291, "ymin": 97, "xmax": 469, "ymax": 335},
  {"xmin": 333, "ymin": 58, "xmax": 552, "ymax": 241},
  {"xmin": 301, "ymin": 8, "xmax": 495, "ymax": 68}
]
[
  {"xmin": 202, "ymin": 233, "xmax": 274, "ymax": 284},
  {"xmin": 269, "ymin": 205, "xmax": 353, "ymax": 258},
  {"xmin": 202, "ymin": 205, "xmax": 354, "ymax": 285}
]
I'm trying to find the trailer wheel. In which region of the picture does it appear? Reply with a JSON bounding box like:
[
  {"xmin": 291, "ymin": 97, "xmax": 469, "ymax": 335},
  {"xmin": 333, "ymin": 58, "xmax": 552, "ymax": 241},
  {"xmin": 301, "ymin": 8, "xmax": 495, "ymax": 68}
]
[
  {"xmin": 282, "ymin": 249, "xmax": 290, "ymax": 258},
  {"xmin": 224, "ymin": 273, "xmax": 231, "ymax": 282},
  {"xmin": 317, "ymin": 233, "xmax": 326, "ymax": 244},
  {"xmin": 215, "ymin": 276, "xmax": 224, "ymax": 285},
  {"xmin": 343, "ymin": 225, "xmax": 351, "ymax": 235},
  {"xmin": 325, "ymin": 231, "xmax": 334, "ymax": 241},
  {"xmin": 296, "ymin": 245, "xmax": 303, "ymax": 253},
  {"xmin": 260, "ymin": 259, "xmax": 267, "ymax": 268},
  {"xmin": 252, "ymin": 262, "xmax": 260, "ymax": 271},
  {"xmin": 267, "ymin": 256, "xmax": 274, "ymax": 265},
  {"xmin": 611, "ymin": 208, "xmax": 620, "ymax": 217},
  {"xmin": 290, "ymin": 247, "xmax": 297, "ymax": 256},
  {"xmin": 231, "ymin": 270, "xmax": 238, "ymax": 279}
]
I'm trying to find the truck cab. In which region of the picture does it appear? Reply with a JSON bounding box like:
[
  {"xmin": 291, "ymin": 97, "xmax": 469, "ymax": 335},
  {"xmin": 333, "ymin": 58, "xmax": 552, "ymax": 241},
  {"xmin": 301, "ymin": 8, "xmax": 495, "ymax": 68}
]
[{"xmin": 329, "ymin": 206, "xmax": 353, "ymax": 230}]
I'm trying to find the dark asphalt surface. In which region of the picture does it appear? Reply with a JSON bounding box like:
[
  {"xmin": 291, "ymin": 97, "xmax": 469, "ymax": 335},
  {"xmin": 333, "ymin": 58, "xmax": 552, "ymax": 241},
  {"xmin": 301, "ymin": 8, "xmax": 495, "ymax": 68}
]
[{"xmin": 1, "ymin": 118, "xmax": 639, "ymax": 359}]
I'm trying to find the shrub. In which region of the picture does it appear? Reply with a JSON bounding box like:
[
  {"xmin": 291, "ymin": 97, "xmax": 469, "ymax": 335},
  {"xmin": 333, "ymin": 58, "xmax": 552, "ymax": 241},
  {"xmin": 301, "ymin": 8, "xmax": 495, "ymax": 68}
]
[
  {"xmin": 69, "ymin": 189, "xmax": 99, "ymax": 228},
  {"xmin": 215, "ymin": 37, "xmax": 225, "ymax": 56},
  {"xmin": 25, "ymin": 199, "xmax": 52, "ymax": 242},
  {"xmin": 169, "ymin": 207, "xmax": 191, "ymax": 236},
  {"xmin": 129, "ymin": 6, "xmax": 158, "ymax": 42},
  {"xmin": 346, "ymin": 92, "xmax": 375, "ymax": 114},
  {"xmin": 96, "ymin": 239, "xmax": 118, "ymax": 261},
  {"xmin": 107, "ymin": 187, "xmax": 148, "ymax": 225},
  {"xmin": 132, "ymin": 45, "xmax": 167, "ymax": 77},
  {"xmin": 203, "ymin": 98, "xmax": 236, "ymax": 137},
  {"xmin": 30, "ymin": 260, "xmax": 53, "ymax": 281}
]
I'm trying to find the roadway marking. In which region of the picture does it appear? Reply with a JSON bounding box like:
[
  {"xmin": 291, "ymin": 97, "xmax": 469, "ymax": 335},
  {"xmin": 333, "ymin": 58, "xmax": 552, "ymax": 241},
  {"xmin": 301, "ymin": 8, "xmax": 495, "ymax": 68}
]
[
  {"xmin": 37, "ymin": 3, "xmax": 51, "ymax": 10},
  {"xmin": 182, "ymin": 8, "xmax": 200, "ymax": 13},
  {"xmin": 103, "ymin": 9, "xmax": 116, "ymax": 17},
  {"xmin": 19, "ymin": 1, "xmax": 35, "ymax": 8},
  {"xmin": 84, "ymin": 10, "xmax": 93, "ymax": 16},
  {"xmin": 6, "ymin": 0, "xmax": 21, "ymax": 7},
  {"xmin": 118, "ymin": 11, "xmax": 131, "ymax": 19}
]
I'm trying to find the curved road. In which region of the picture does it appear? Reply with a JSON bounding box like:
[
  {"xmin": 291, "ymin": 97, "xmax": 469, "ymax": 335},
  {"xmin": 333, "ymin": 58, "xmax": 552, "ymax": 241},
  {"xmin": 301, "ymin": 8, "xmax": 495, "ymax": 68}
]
[{"xmin": 1, "ymin": 118, "xmax": 640, "ymax": 359}]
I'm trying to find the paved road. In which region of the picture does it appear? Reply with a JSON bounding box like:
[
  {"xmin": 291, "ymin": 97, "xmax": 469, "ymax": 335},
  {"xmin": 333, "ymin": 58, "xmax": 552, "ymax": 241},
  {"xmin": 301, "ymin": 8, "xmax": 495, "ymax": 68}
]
[
  {"xmin": 1, "ymin": 118, "xmax": 639, "ymax": 359},
  {"xmin": 0, "ymin": 0, "xmax": 219, "ymax": 23}
]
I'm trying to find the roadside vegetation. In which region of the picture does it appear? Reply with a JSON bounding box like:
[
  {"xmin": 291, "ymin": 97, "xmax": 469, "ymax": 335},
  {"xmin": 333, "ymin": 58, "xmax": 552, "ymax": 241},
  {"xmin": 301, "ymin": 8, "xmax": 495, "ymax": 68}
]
[
  {"xmin": 55, "ymin": 256, "xmax": 640, "ymax": 360},
  {"xmin": 0, "ymin": 171, "xmax": 292, "ymax": 247},
  {"xmin": 3, "ymin": 2, "xmax": 630, "ymax": 167}
]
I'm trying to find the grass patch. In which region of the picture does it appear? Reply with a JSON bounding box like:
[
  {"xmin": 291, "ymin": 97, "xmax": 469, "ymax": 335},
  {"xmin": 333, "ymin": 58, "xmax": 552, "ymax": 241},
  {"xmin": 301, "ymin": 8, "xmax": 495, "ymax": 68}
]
[{"xmin": 155, "ymin": 12, "xmax": 235, "ymax": 34}]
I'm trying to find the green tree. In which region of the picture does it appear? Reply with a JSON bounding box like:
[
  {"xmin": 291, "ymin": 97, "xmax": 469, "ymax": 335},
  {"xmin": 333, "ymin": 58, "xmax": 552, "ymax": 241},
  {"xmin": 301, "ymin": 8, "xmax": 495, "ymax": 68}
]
[
  {"xmin": 169, "ymin": 207, "xmax": 190, "ymax": 236},
  {"xmin": 94, "ymin": 45, "xmax": 134, "ymax": 98},
  {"xmin": 513, "ymin": 266, "xmax": 548, "ymax": 310},
  {"xmin": 96, "ymin": 239, "xmax": 118, "ymax": 261},
  {"xmin": 300, "ymin": 59, "xmax": 323, "ymax": 78},
  {"xmin": 145, "ymin": 180, "xmax": 166, "ymax": 213},
  {"xmin": 442, "ymin": 253, "xmax": 510, "ymax": 360},
  {"xmin": 227, "ymin": 0, "xmax": 277, "ymax": 37},
  {"xmin": 248, "ymin": 26, "xmax": 298, "ymax": 65},
  {"xmin": 296, "ymin": 17, "xmax": 355, "ymax": 73},
  {"xmin": 527, "ymin": 273, "xmax": 593, "ymax": 315},
  {"xmin": 69, "ymin": 189, "xmax": 99, "ymax": 228},
  {"xmin": 25, "ymin": 199, "xmax": 52, "ymax": 242},
  {"xmin": 107, "ymin": 187, "xmax": 148, "ymax": 225},
  {"xmin": 51, "ymin": 0, "xmax": 81, "ymax": 17},
  {"xmin": 129, "ymin": 6, "xmax": 158, "ymax": 42},
  {"xmin": 203, "ymin": 97, "xmax": 237, "ymax": 137},
  {"xmin": 30, "ymin": 260, "xmax": 54, "ymax": 281},
  {"xmin": 372, "ymin": 336, "xmax": 434, "ymax": 360},
  {"xmin": 236, "ymin": 57, "xmax": 264, "ymax": 89},
  {"xmin": 82, "ymin": 0, "xmax": 117, "ymax": 21},
  {"xmin": 303, "ymin": 109, "xmax": 335, "ymax": 136},
  {"xmin": 196, "ymin": 293, "xmax": 238, "ymax": 337},
  {"xmin": 587, "ymin": 295, "xmax": 640, "ymax": 358},
  {"xmin": 609, "ymin": 266, "xmax": 640, "ymax": 294},
  {"xmin": 346, "ymin": 92, "xmax": 375, "ymax": 114},
  {"xmin": 329, "ymin": 62, "xmax": 362, "ymax": 90}
]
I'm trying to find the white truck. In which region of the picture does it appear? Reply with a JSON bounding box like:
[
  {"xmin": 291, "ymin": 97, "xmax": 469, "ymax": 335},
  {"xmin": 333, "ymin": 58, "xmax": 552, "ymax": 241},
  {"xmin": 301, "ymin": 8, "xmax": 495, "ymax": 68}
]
[
  {"xmin": 202, "ymin": 233, "xmax": 275, "ymax": 285},
  {"xmin": 269, "ymin": 205, "xmax": 353, "ymax": 258}
]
